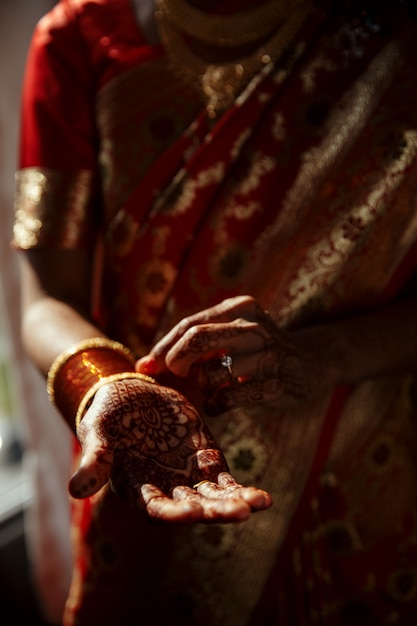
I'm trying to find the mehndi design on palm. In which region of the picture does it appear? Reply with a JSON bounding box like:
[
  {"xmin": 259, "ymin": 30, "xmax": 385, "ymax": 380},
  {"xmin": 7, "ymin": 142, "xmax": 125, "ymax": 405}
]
[{"xmin": 69, "ymin": 378, "xmax": 271, "ymax": 523}]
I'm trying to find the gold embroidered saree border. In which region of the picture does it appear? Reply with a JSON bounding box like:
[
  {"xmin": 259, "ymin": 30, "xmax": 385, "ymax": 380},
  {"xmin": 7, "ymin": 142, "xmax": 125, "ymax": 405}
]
[
  {"xmin": 13, "ymin": 167, "xmax": 96, "ymax": 250},
  {"xmin": 162, "ymin": 392, "xmax": 335, "ymax": 625},
  {"xmin": 159, "ymin": 33, "xmax": 417, "ymax": 624}
]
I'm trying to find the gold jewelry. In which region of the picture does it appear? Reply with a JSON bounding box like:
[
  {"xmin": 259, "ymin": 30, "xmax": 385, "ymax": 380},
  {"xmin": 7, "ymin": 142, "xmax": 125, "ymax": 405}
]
[
  {"xmin": 155, "ymin": 0, "xmax": 312, "ymax": 117},
  {"xmin": 47, "ymin": 337, "xmax": 137, "ymax": 430},
  {"xmin": 158, "ymin": 0, "xmax": 294, "ymax": 47},
  {"xmin": 221, "ymin": 354, "xmax": 234, "ymax": 378},
  {"xmin": 193, "ymin": 479, "xmax": 211, "ymax": 490},
  {"xmin": 75, "ymin": 372, "xmax": 156, "ymax": 430},
  {"xmin": 47, "ymin": 337, "xmax": 135, "ymax": 402}
]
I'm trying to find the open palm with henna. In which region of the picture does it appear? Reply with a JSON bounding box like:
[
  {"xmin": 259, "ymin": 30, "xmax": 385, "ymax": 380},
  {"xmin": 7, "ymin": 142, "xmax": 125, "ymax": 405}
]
[{"xmin": 69, "ymin": 378, "xmax": 271, "ymax": 523}]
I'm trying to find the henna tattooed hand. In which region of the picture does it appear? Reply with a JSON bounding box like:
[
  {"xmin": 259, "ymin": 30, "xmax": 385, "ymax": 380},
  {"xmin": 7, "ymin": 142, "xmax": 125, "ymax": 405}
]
[
  {"xmin": 136, "ymin": 295, "xmax": 316, "ymax": 416},
  {"xmin": 69, "ymin": 377, "xmax": 271, "ymax": 523}
]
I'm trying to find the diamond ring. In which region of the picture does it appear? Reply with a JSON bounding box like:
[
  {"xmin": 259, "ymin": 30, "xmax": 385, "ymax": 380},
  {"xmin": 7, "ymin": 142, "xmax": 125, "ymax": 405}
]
[{"xmin": 221, "ymin": 354, "xmax": 233, "ymax": 378}]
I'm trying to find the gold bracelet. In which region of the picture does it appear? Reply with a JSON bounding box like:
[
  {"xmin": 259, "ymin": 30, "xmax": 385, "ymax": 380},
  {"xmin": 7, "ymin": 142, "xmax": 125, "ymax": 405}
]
[
  {"xmin": 46, "ymin": 337, "xmax": 137, "ymax": 430},
  {"xmin": 75, "ymin": 372, "xmax": 157, "ymax": 430},
  {"xmin": 47, "ymin": 337, "xmax": 135, "ymax": 403}
]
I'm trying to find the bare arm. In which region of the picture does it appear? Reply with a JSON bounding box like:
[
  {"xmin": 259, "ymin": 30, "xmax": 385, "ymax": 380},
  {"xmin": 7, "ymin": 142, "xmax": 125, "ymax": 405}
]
[
  {"xmin": 19, "ymin": 248, "xmax": 105, "ymax": 374},
  {"xmin": 19, "ymin": 250, "xmax": 272, "ymax": 522}
]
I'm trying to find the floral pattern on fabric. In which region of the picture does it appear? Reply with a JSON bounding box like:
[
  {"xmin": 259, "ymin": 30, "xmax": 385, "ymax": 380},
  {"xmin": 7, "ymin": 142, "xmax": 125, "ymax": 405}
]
[{"xmin": 13, "ymin": 0, "xmax": 417, "ymax": 625}]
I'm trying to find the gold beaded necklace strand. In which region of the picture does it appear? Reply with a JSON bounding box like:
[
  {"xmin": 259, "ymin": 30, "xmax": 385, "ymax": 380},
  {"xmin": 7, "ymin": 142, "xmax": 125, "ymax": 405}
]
[
  {"xmin": 158, "ymin": 0, "xmax": 300, "ymax": 46},
  {"xmin": 155, "ymin": 0, "xmax": 312, "ymax": 117}
]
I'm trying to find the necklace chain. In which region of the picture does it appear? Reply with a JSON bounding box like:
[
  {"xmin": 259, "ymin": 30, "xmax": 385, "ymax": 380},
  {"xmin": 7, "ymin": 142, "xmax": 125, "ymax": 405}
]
[
  {"xmin": 158, "ymin": 0, "xmax": 301, "ymax": 47},
  {"xmin": 155, "ymin": 0, "xmax": 312, "ymax": 118}
]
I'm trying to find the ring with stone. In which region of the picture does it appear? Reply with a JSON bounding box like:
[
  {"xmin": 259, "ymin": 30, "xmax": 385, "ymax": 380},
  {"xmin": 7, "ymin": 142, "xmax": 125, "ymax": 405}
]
[{"xmin": 221, "ymin": 353, "xmax": 234, "ymax": 378}]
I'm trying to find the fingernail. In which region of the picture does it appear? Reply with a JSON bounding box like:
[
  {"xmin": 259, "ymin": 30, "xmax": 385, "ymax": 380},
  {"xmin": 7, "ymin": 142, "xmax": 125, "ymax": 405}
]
[{"xmin": 135, "ymin": 355, "xmax": 159, "ymax": 375}]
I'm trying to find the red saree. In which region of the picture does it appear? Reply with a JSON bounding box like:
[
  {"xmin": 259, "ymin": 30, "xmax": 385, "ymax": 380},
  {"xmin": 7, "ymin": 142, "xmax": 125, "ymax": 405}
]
[{"xmin": 13, "ymin": 0, "xmax": 417, "ymax": 624}]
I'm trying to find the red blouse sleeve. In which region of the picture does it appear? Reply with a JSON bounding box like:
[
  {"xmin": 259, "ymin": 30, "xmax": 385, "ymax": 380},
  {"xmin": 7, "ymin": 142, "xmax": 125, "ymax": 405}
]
[
  {"xmin": 18, "ymin": 0, "xmax": 157, "ymax": 169},
  {"xmin": 18, "ymin": 1, "xmax": 98, "ymax": 170},
  {"xmin": 13, "ymin": 0, "xmax": 161, "ymax": 250}
]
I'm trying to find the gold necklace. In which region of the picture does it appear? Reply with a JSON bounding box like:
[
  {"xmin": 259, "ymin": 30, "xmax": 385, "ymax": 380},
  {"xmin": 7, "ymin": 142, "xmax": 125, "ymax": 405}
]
[
  {"xmin": 158, "ymin": 0, "xmax": 297, "ymax": 47},
  {"xmin": 155, "ymin": 0, "xmax": 312, "ymax": 118}
]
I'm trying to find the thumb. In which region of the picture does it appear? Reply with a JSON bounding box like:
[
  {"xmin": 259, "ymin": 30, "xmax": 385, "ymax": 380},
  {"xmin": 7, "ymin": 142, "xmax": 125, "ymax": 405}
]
[{"xmin": 69, "ymin": 429, "xmax": 114, "ymax": 499}]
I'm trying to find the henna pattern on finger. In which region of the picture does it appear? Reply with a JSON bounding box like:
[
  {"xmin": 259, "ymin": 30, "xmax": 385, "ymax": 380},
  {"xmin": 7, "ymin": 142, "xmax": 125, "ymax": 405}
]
[
  {"xmin": 204, "ymin": 374, "xmax": 298, "ymax": 416},
  {"xmin": 204, "ymin": 382, "xmax": 263, "ymax": 416},
  {"xmin": 199, "ymin": 358, "xmax": 232, "ymax": 390},
  {"xmin": 189, "ymin": 300, "xmax": 314, "ymax": 413},
  {"xmin": 175, "ymin": 324, "xmax": 243, "ymax": 360},
  {"xmin": 192, "ymin": 448, "xmax": 230, "ymax": 484},
  {"xmin": 112, "ymin": 445, "xmax": 229, "ymax": 502}
]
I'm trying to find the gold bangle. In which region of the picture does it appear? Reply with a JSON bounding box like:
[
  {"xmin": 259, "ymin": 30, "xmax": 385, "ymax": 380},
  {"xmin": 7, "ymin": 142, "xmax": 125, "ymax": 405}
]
[
  {"xmin": 46, "ymin": 337, "xmax": 137, "ymax": 431},
  {"xmin": 47, "ymin": 337, "xmax": 135, "ymax": 404},
  {"xmin": 75, "ymin": 371, "xmax": 157, "ymax": 430}
]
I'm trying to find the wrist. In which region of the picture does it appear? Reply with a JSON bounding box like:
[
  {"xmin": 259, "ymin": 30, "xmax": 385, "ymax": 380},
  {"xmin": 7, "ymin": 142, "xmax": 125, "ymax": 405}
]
[
  {"xmin": 74, "ymin": 371, "xmax": 157, "ymax": 430},
  {"xmin": 47, "ymin": 337, "xmax": 144, "ymax": 431}
]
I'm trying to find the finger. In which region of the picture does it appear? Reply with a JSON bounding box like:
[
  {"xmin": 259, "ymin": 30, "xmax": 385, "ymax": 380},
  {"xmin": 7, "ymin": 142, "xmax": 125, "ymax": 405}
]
[
  {"xmin": 179, "ymin": 479, "xmax": 270, "ymax": 518},
  {"xmin": 193, "ymin": 448, "xmax": 230, "ymax": 481},
  {"xmin": 135, "ymin": 354, "xmax": 160, "ymax": 376},
  {"xmin": 138, "ymin": 296, "xmax": 263, "ymax": 375},
  {"xmin": 217, "ymin": 473, "xmax": 272, "ymax": 510},
  {"xmin": 68, "ymin": 446, "xmax": 113, "ymax": 498},
  {"xmin": 156, "ymin": 295, "xmax": 258, "ymax": 352},
  {"xmin": 166, "ymin": 319, "xmax": 271, "ymax": 377},
  {"xmin": 173, "ymin": 484, "xmax": 251, "ymax": 522},
  {"xmin": 199, "ymin": 350, "xmax": 273, "ymax": 390},
  {"xmin": 198, "ymin": 496, "xmax": 251, "ymax": 521},
  {"xmin": 195, "ymin": 476, "xmax": 271, "ymax": 511},
  {"xmin": 217, "ymin": 472, "xmax": 241, "ymax": 488},
  {"xmin": 172, "ymin": 485, "xmax": 200, "ymax": 499},
  {"xmin": 69, "ymin": 421, "xmax": 114, "ymax": 499},
  {"xmin": 199, "ymin": 354, "xmax": 242, "ymax": 389},
  {"xmin": 204, "ymin": 378, "xmax": 289, "ymax": 416},
  {"xmin": 140, "ymin": 484, "xmax": 204, "ymax": 523}
]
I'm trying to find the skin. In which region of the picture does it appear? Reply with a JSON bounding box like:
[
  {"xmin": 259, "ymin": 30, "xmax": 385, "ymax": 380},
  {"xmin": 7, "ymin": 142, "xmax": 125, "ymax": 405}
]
[
  {"xmin": 19, "ymin": 249, "xmax": 272, "ymax": 523},
  {"xmin": 13, "ymin": 15, "xmax": 417, "ymax": 626},
  {"xmin": 71, "ymin": 377, "xmax": 271, "ymax": 522},
  {"xmin": 21, "ymin": 248, "xmax": 417, "ymax": 525},
  {"xmin": 136, "ymin": 294, "xmax": 417, "ymax": 416}
]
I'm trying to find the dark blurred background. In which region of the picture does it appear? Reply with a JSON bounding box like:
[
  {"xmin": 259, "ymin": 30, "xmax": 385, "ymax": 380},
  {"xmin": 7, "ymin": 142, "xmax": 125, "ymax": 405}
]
[{"xmin": 0, "ymin": 2, "xmax": 72, "ymax": 625}]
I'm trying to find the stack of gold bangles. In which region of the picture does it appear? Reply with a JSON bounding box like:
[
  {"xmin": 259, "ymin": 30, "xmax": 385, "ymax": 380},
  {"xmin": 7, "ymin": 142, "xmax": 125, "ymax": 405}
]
[{"xmin": 46, "ymin": 337, "xmax": 156, "ymax": 431}]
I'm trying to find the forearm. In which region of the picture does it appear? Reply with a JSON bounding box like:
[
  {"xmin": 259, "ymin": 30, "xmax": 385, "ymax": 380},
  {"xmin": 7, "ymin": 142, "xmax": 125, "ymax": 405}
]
[
  {"xmin": 18, "ymin": 249, "xmax": 108, "ymax": 376},
  {"xmin": 22, "ymin": 296, "xmax": 106, "ymax": 376},
  {"xmin": 296, "ymin": 296, "xmax": 417, "ymax": 392}
]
